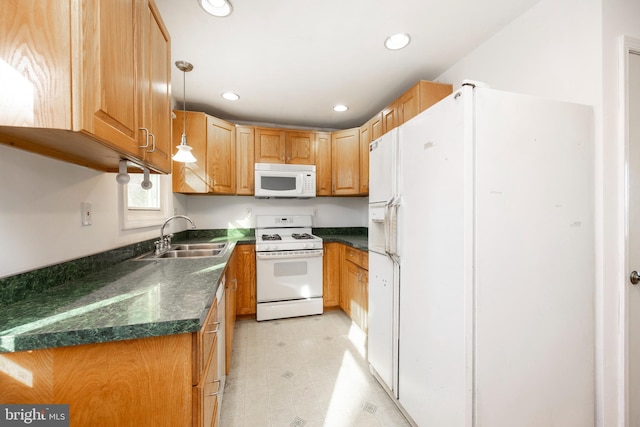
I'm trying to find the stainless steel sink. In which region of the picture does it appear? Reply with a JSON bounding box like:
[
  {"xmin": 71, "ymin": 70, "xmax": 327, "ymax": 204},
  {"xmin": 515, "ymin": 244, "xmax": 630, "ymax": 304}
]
[
  {"xmin": 134, "ymin": 242, "xmax": 228, "ymax": 261},
  {"xmin": 158, "ymin": 249, "xmax": 223, "ymax": 258},
  {"xmin": 172, "ymin": 243, "xmax": 227, "ymax": 251}
]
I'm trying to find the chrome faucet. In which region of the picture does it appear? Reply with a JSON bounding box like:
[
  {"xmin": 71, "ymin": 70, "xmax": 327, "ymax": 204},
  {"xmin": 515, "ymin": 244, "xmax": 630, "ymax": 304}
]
[{"xmin": 156, "ymin": 215, "xmax": 196, "ymax": 254}]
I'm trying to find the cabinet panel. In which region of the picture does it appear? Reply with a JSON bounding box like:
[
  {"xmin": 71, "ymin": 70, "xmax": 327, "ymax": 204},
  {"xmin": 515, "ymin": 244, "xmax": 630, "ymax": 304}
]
[
  {"xmin": 0, "ymin": 0, "xmax": 71, "ymax": 128},
  {"xmin": 323, "ymin": 243, "xmax": 341, "ymax": 307},
  {"xmin": 285, "ymin": 131, "xmax": 315, "ymax": 164},
  {"xmin": 54, "ymin": 334, "xmax": 193, "ymax": 426},
  {"xmin": 235, "ymin": 245, "xmax": 257, "ymax": 316},
  {"xmin": 83, "ymin": 0, "xmax": 140, "ymax": 155},
  {"xmin": 331, "ymin": 128, "xmax": 360, "ymax": 195},
  {"xmin": 236, "ymin": 125, "xmax": 255, "ymax": 195},
  {"xmin": 207, "ymin": 116, "xmax": 236, "ymax": 194},
  {"xmin": 315, "ymin": 132, "xmax": 332, "ymax": 196},
  {"xmin": 382, "ymin": 102, "xmax": 397, "ymax": 135},
  {"xmin": 255, "ymin": 128, "xmax": 285, "ymax": 163}
]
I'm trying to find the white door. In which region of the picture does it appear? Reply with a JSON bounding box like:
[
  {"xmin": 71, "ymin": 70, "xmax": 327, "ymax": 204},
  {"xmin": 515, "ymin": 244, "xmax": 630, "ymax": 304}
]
[{"xmin": 627, "ymin": 48, "xmax": 640, "ymax": 427}]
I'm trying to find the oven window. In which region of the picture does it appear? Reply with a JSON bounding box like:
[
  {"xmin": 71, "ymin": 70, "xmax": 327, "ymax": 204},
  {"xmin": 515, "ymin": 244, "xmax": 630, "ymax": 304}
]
[
  {"xmin": 261, "ymin": 176, "xmax": 296, "ymax": 191},
  {"xmin": 274, "ymin": 261, "xmax": 308, "ymax": 277}
]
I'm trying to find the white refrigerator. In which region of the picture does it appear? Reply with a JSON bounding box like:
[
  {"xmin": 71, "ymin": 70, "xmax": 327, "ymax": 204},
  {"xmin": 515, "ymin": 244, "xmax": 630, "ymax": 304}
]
[{"xmin": 367, "ymin": 83, "xmax": 595, "ymax": 427}]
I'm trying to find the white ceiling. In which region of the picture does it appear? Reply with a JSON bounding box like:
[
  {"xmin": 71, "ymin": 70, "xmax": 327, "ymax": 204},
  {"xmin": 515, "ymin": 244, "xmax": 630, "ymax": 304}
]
[{"xmin": 155, "ymin": 0, "xmax": 539, "ymax": 130}]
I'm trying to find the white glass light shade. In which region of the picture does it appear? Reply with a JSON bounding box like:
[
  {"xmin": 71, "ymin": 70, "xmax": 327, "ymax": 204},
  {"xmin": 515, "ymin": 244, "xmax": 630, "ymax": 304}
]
[{"xmin": 172, "ymin": 141, "xmax": 197, "ymax": 163}]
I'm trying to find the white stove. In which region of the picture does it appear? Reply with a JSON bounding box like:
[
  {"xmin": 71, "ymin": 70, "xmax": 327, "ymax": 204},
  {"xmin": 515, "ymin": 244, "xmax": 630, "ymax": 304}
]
[{"xmin": 254, "ymin": 215, "xmax": 323, "ymax": 321}]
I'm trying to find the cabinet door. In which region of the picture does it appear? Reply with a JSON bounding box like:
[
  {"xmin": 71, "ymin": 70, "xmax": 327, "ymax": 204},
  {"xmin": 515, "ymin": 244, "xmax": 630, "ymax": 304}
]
[
  {"xmin": 359, "ymin": 122, "xmax": 371, "ymax": 195},
  {"xmin": 397, "ymin": 83, "xmax": 420, "ymax": 125},
  {"xmin": 236, "ymin": 125, "xmax": 255, "ymax": 195},
  {"xmin": 172, "ymin": 111, "xmax": 209, "ymax": 193},
  {"xmin": 139, "ymin": 0, "xmax": 171, "ymax": 173},
  {"xmin": 285, "ymin": 131, "xmax": 315, "ymax": 164},
  {"xmin": 323, "ymin": 243, "xmax": 341, "ymax": 307},
  {"xmin": 381, "ymin": 101, "xmax": 397, "ymax": 135},
  {"xmin": 0, "ymin": 0, "xmax": 72, "ymax": 128},
  {"xmin": 81, "ymin": 0, "xmax": 141, "ymax": 156},
  {"xmin": 342, "ymin": 259, "xmax": 360, "ymax": 318},
  {"xmin": 331, "ymin": 128, "xmax": 360, "ymax": 195},
  {"xmin": 235, "ymin": 245, "xmax": 256, "ymax": 316},
  {"xmin": 315, "ymin": 132, "xmax": 332, "ymax": 196},
  {"xmin": 255, "ymin": 128, "xmax": 285, "ymax": 163},
  {"xmin": 207, "ymin": 116, "xmax": 236, "ymax": 194},
  {"xmin": 370, "ymin": 112, "xmax": 383, "ymax": 140}
]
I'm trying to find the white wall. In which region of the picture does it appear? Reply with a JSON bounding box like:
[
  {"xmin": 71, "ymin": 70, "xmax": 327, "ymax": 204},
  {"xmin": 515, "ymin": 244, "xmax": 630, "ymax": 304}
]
[
  {"xmin": 185, "ymin": 195, "xmax": 367, "ymax": 229},
  {"xmin": 0, "ymin": 145, "xmax": 187, "ymax": 278}
]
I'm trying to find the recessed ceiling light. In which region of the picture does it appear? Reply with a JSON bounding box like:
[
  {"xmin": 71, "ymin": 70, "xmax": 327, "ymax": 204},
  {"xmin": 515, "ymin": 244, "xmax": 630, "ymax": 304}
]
[
  {"xmin": 221, "ymin": 92, "xmax": 240, "ymax": 101},
  {"xmin": 333, "ymin": 104, "xmax": 348, "ymax": 112},
  {"xmin": 385, "ymin": 33, "xmax": 411, "ymax": 50},
  {"xmin": 198, "ymin": 0, "xmax": 233, "ymax": 17}
]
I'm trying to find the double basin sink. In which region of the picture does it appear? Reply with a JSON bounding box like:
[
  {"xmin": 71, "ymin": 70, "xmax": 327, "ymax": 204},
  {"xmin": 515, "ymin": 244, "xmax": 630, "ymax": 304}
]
[{"xmin": 136, "ymin": 242, "xmax": 228, "ymax": 261}]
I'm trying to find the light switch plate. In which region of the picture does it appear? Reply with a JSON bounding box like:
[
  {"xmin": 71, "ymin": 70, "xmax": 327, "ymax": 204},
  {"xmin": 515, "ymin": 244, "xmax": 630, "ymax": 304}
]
[{"xmin": 81, "ymin": 202, "xmax": 92, "ymax": 226}]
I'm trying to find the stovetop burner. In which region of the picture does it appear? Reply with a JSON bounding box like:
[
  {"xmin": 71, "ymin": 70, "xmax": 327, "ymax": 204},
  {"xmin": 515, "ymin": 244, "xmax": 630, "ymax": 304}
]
[
  {"xmin": 292, "ymin": 233, "xmax": 314, "ymax": 240},
  {"xmin": 262, "ymin": 234, "xmax": 282, "ymax": 241}
]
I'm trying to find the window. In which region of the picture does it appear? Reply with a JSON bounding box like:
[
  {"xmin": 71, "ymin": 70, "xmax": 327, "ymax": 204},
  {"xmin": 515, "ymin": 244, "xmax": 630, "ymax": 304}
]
[{"xmin": 120, "ymin": 173, "xmax": 171, "ymax": 229}]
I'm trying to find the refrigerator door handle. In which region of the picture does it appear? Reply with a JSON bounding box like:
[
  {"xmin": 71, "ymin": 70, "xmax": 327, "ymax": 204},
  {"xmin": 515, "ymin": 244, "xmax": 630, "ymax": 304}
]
[
  {"xmin": 388, "ymin": 196, "xmax": 401, "ymax": 257},
  {"xmin": 384, "ymin": 196, "xmax": 394, "ymax": 255}
]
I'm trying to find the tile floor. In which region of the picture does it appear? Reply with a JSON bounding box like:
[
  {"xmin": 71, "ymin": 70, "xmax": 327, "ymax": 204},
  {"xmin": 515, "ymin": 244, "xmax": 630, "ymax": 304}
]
[{"xmin": 219, "ymin": 310, "xmax": 411, "ymax": 427}]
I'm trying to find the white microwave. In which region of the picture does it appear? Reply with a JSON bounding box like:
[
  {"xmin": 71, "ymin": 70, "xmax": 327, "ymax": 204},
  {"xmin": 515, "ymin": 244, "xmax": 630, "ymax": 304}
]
[{"xmin": 254, "ymin": 163, "xmax": 316, "ymax": 198}]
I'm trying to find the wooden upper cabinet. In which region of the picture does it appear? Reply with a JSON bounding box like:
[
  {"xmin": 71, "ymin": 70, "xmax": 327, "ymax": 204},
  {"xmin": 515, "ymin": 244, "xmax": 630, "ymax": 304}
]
[
  {"xmin": 172, "ymin": 112, "xmax": 235, "ymax": 194},
  {"xmin": 370, "ymin": 112, "xmax": 383, "ymax": 141},
  {"xmin": 397, "ymin": 80, "xmax": 453, "ymax": 125},
  {"xmin": 207, "ymin": 116, "xmax": 236, "ymax": 194},
  {"xmin": 315, "ymin": 132, "xmax": 332, "ymax": 196},
  {"xmin": 331, "ymin": 128, "xmax": 360, "ymax": 195},
  {"xmin": 285, "ymin": 131, "xmax": 315, "ymax": 164},
  {"xmin": 172, "ymin": 111, "xmax": 209, "ymax": 193},
  {"xmin": 0, "ymin": 0, "xmax": 172, "ymax": 173},
  {"xmin": 236, "ymin": 125, "xmax": 255, "ymax": 195},
  {"xmin": 255, "ymin": 128, "xmax": 286, "ymax": 163}
]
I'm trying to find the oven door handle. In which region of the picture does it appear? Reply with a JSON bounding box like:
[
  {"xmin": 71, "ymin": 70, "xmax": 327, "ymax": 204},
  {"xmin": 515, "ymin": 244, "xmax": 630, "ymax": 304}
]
[{"xmin": 256, "ymin": 250, "xmax": 324, "ymax": 260}]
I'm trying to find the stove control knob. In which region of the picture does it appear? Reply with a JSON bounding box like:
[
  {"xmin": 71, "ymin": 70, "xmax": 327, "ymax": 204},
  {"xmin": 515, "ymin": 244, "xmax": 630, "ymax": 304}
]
[{"xmin": 270, "ymin": 245, "xmax": 277, "ymax": 251}]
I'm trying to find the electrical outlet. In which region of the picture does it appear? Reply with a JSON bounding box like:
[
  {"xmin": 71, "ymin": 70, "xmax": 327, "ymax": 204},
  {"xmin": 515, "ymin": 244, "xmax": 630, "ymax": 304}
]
[{"xmin": 81, "ymin": 202, "xmax": 92, "ymax": 226}]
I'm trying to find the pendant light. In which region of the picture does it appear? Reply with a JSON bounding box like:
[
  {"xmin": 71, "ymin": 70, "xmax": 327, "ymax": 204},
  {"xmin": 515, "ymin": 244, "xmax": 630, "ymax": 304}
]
[{"xmin": 172, "ymin": 61, "xmax": 197, "ymax": 163}]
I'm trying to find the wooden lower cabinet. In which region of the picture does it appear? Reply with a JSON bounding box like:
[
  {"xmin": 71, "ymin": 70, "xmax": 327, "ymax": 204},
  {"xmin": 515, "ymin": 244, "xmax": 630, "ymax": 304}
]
[
  {"xmin": 340, "ymin": 246, "xmax": 369, "ymax": 332},
  {"xmin": 0, "ymin": 299, "xmax": 222, "ymax": 427},
  {"xmin": 323, "ymin": 242, "xmax": 342, "ymax": 307},
  {"xmin": 235, "ymin": 244, "xmax": 257, "ymax": 316}
]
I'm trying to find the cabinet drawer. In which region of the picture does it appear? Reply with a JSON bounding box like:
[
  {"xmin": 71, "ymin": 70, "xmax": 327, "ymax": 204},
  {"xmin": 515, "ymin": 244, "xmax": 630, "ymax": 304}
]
[
  {"xmin": 193, "ymin": 298, "xmax": 219, "ymax": 385},
  {"xmin": 193, "ymin": 337, "xmax": 220, "ymax": 427},
  {"xmin": 345, "ymin": 246, "xmax": 368, "ymax": 269}
]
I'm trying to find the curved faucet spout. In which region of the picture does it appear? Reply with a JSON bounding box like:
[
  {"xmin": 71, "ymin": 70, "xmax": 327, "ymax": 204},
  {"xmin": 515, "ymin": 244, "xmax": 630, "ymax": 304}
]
[{"xmin": 158, "ymin": 215, "xmax": 196, "ymax": 252}]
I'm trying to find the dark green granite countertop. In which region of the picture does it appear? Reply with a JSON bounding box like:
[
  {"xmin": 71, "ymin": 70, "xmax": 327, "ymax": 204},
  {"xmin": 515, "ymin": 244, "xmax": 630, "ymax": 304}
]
[
  {"xmin": 0, "ymin": 229, "xmax": 367, "ymax": 354},
  {"xmin": 0, "ymin": 241, "xmax": 238, "ymax": 354},
  {"xmin": 317, "ymin": 234, "xmax": 369, "ymax": 251}
]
